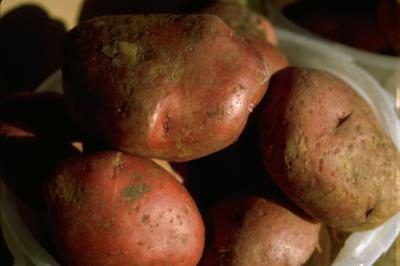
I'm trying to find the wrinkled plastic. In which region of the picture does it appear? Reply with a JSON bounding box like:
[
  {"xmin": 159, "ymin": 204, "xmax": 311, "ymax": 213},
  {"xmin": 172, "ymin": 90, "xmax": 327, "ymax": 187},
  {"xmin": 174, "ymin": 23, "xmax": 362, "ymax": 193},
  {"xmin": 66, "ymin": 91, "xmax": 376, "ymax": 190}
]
[{"xmin": 1, "ymin": 182, "xmax": 59, "ymax": 266}]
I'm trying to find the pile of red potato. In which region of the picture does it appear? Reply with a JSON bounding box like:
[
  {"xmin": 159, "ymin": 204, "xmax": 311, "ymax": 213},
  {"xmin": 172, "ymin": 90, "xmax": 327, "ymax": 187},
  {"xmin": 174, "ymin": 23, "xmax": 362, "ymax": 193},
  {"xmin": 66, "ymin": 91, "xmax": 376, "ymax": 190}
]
[{"xmin": 0, "ymin": 0, "xmax": 399, "ymax": 265}]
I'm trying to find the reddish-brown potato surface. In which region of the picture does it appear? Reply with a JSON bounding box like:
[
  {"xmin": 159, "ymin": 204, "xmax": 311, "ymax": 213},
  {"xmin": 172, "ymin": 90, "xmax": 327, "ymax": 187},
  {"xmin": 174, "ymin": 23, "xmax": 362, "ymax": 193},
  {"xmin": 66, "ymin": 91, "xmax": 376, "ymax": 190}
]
[
  {"xmin": 204, "ymin": 2, "xmax": 288, "ymax": 73},
  {"xmin": 204, "ymin": 1, "xmax": 277, "ymax": 45},
  {"xmin": 259, "ymin": 67, "xmax": 400, "ymax": 231},
  {"xmin": 63, "ymin": 14, "xmax": 270, "ymax": 162},
  {"xmin": 201, "ymin": 195, "xmax": 321, "ymax": 266},
  {"xmin": 247, "ymin": 36, "xmax": 288, "ymax": 73},
  {"xmin": 45, "ymin": 151, "xmax": 205, "ymax": 266},
  {"xmin": 304, "ymin": 226, "xmax": 331, "ymax": 266},
  {"xmin": 378, "ymin": 0, "xmax": 400, "ymax": 55}
]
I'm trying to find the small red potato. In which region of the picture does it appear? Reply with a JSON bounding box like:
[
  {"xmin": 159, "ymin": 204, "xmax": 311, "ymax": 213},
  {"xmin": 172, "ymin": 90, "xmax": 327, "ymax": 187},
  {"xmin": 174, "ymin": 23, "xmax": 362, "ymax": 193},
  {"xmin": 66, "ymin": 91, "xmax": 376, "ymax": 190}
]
[
  {"xmin": 259, "ymin": 67, "xmax": 400, "ymax": 231},
  {"xmin": 201, "ymin": 194, "xmax": 321, "ymax": 266},
  {"xmin": 63, "ymin": 14, "xmax": 270, "ymax": 162},
  {"xmin": 44, "ymin": 151, "xmax": 205, "ymax": 266}
]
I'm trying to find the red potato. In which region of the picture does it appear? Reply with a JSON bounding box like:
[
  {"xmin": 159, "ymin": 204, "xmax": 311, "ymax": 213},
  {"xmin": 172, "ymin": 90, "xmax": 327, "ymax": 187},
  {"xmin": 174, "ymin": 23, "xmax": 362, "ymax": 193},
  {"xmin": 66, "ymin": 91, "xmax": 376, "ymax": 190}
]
[
  {"xmin": 259, "ymin": 67, "xmax": 400, "ymax": 231},
  {"xmin": 247, "ymin": 36, "xmax": 289, "ymax": 73},
  {"xmin": 44, "ymin": 151, "xmax": 205, "ymax": 266},
  {"xmin": 0, "ymin": 122, "xmax": 33, "ymax": 138},
  {"xmin": 204, "ymin": 0, "xmax": 277, "ymax": 45},
  {"xmin": 201, "ymin": 194, "xmax": 321, "ymax": 266},
  {"xmin": 79, "ymin": 140, "xmax": 183, "ymax": 183},
  {"xmin": 304, "ymin": 225, "xmax": 332, "ymax": 266},
  {"xmin": 63, "ymin": 14, "xmax": 270, "ymax": 162},
  {"xmin": 204, "ymin": 1, "xmax": 288, "ymax": 73}
]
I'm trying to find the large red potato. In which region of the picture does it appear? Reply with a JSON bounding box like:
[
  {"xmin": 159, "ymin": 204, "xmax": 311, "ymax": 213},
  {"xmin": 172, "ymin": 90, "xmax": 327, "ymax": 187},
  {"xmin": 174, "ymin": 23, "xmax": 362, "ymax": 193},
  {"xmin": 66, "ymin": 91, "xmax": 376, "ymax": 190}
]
[
  {"xmin": 63, "ymin": 14, "xmax": 271, "ymax": 162},
  {"xmin": 44, "ymin": 151, "xmax": 205, "ymax": 266},
  {"xmin": 259, "ymin": 67, "xmax": 400, "ymax": 231}
]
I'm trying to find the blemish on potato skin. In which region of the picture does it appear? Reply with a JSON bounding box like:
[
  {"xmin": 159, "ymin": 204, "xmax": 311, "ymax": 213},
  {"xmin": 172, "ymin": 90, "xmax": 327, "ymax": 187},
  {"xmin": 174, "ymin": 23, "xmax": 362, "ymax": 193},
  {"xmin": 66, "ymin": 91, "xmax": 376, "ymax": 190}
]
[
  {"xmin": 163, "ymin": 115, "xmax": 170, "ymax": 135},
  {"xmin": 99, "ymin": 220, "xmax": 114, "ymax": 231},
  {"xmin": 48, "ymin": 174, "xmax": 86, "ymax": 207},
  {"xmin": 122, "ymin": 183, "xmax": 150, "ymax": 200},
  {"xmin": 111, "ymin": 152, "xmax": 124, "ymax": 179},
  {"xmin": 131, "ymin": 173, "xmax": 145, "ymax": 182},
  {"xmin": 101, "ymin": 44, "xmax": 117, "ymax": 58},
  {"xmin": 318, "ymin": 158, "xmax": 324, "ymax": 172},
  {"xmin": 141, "ymin": 214, "xmax": 150, "ymax": 224}
]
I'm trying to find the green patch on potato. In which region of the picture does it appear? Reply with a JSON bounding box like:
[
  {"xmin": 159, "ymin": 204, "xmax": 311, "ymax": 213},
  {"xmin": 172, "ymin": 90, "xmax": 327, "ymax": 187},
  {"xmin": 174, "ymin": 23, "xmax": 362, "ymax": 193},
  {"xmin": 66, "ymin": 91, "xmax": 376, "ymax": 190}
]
[
  {"xmin": 122, "ymin": 183, "xmax": 151, "ymax": 200},
  {"xmin": 48, "ymin": 174, "xmax": 86, "ymax": 207}
]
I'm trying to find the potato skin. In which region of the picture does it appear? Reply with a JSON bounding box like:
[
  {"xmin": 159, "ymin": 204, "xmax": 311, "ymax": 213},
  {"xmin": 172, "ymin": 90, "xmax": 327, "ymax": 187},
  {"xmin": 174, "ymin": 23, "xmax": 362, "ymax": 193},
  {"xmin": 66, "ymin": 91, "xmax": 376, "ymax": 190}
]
[
  {"xmin": 44, "ymin": 151, "xmax": 204, "ymax": 266},
  {"xmin": 246, "ymin": 36, "xmax": 288, "ymax": 73},
  {"xmin": 204, "ymin": 1, "xmax": 277, "ymax": 45},
  {"xmin": 63, "ymin": 14, "xmax": 270, "ymax": 162},
  {"xmin": 204, "ymin": 1, "xmax": 288, "ymax": 73},
  {"xmin": 259, "ymin": 67, "xmax": 400, "ymax": 231},
  {"xmin": 201, "ymin": 195, "xmax": 321, "ymax": 266}
]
